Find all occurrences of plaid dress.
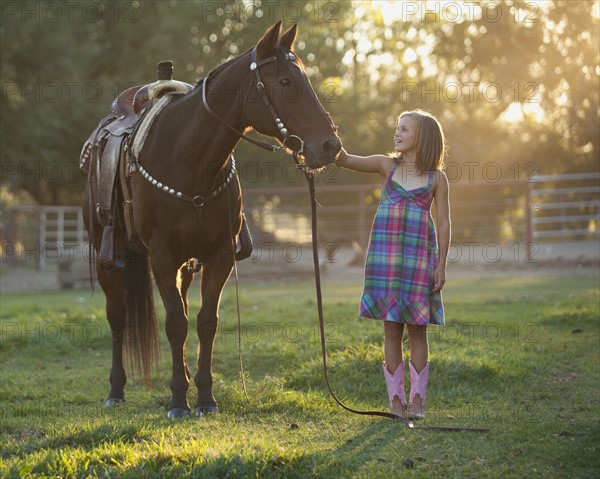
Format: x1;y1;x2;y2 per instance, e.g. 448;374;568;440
359;162;445;325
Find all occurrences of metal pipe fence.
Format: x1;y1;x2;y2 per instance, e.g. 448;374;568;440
2;173;598;269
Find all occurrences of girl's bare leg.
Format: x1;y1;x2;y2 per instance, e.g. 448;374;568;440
407;325;428;371
384;321;405;372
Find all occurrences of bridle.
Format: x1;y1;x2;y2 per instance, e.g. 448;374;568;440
201;47;307;167
132;48;300;214
132;48;309;211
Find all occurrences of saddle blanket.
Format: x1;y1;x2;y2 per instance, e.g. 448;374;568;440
79;93;173;174
130;95;173;161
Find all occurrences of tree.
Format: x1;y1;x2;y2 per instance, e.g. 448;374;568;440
1;0;598;205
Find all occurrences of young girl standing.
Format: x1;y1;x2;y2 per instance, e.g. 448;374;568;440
336;110;450;419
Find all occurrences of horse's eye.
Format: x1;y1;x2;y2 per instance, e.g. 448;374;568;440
279;79;291;87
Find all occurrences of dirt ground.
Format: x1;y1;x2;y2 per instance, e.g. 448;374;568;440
1;243;598;294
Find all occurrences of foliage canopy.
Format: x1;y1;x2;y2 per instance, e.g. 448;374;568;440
1;0;598;204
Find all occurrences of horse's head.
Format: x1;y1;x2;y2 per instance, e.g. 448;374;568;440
243;22;341;169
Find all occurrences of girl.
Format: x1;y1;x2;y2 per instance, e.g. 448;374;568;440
336;110;450;420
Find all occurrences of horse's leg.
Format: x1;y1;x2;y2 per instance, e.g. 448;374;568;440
97;266;127;406
180;267;194;318
83;189;127;405
85;208;127;406
195;250;234;415
180;267;194;382
150;241;191;418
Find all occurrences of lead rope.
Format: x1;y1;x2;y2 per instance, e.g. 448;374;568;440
225;178;251;405
233;242;251;404
303;169;399;421
300;163;490;433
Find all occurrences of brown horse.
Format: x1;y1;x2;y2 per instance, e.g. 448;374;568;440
84;22;341;418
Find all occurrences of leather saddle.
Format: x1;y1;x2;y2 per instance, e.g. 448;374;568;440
105;85;144;136
81;60;253;273
80;84;145;228
81;63;194;222
81;61;193;270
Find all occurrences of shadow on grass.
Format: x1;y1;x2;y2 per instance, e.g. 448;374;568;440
91;420;410;479
538;310;598;329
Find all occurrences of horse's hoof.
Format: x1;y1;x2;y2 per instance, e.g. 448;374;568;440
194;408;203;419
105;398;125;407
167;408;191;419
196;404;219;415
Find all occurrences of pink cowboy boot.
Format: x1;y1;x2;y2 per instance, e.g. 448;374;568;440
382;362;406;418
408;361;430;420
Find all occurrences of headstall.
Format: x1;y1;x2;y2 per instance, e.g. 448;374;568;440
135;48;310;207
202;48;307;165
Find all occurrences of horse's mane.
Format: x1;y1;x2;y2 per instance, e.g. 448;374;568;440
194;48;253;88
194;45;305;88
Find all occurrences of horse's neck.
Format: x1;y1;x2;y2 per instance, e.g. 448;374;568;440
185;85;246;158
156;66;250;192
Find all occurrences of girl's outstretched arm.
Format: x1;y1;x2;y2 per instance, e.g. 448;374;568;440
433;171;451;292
336;148;393;180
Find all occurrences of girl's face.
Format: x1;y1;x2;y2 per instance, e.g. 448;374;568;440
394;116;417;154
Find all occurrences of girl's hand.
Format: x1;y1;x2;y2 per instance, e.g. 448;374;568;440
433;264;446;292
335;147;348;166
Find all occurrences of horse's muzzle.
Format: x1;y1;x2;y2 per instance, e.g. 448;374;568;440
304;136;341;168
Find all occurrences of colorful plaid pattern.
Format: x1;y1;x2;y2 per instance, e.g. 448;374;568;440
359;162;445;325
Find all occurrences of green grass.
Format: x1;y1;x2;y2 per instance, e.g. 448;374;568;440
1;276;599;478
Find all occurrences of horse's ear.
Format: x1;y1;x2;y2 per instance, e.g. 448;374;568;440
256;21;282;58
278;24;298;51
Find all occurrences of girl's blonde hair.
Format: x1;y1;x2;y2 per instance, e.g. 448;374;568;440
394;110;447;172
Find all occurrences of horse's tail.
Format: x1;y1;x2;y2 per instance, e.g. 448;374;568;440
124;248;160;387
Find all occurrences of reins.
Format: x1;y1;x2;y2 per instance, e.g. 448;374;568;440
204;46;489;432
302;166;398;421
296;162;490;433
225;182;252;405
202;48;306;158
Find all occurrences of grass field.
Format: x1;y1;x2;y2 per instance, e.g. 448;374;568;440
1;275;599;478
